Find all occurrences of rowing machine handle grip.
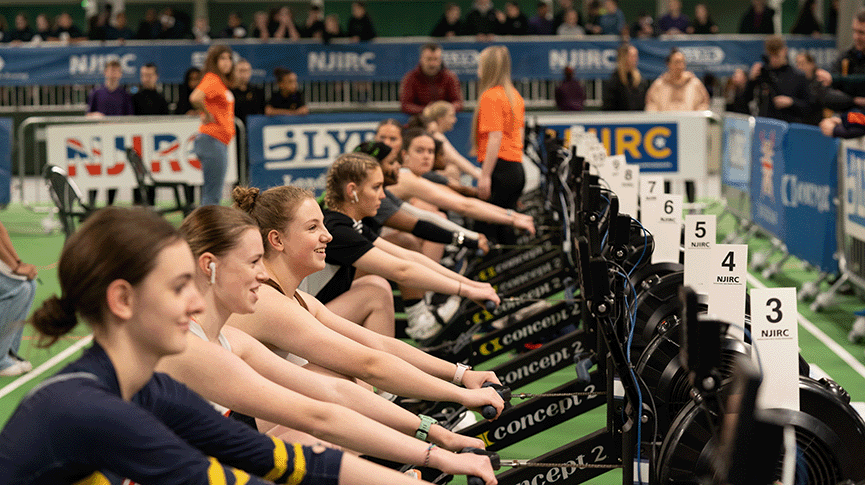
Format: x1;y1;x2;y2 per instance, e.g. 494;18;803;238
484;300;497;311
461;447;501;485
480;382;512;419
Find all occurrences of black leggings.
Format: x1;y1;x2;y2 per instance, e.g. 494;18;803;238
475;159;525;246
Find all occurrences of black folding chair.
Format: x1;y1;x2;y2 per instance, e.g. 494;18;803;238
43;165;95;239
125;147;195;216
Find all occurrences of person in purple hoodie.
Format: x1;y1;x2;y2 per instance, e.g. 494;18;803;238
86;60;133;117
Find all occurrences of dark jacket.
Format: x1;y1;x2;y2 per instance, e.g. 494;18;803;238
739;6;775;34
603;71;649;111
399;65;463;114
347;15;376;41
744;63;811;123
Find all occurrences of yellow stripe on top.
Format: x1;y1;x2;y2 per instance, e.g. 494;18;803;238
286;443;307;485
208;457;228;485
73;472;111;485
264;436;289;481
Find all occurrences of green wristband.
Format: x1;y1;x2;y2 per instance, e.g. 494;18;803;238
416;414;436;442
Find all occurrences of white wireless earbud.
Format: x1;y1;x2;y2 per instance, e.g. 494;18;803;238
352;191;359;203
209;261;216;285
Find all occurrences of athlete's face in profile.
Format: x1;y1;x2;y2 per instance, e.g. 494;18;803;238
355;167;385;218
130;240;204;357
402;135;436;176
374;124;402;184
282;198;332;276
211;228;267;315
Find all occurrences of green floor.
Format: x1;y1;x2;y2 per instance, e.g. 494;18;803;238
2;201;865;485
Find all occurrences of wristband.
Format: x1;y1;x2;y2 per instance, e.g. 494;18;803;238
416;414;437;442
452;363;472;386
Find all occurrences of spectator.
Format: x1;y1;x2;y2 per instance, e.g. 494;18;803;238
347;1;376;41
105;11;135;40
87;60;133;117
192;16;211;43
658;0;689;35
528;2;554;35
725;68;752;115
645;48;710;111
221;11;247;39
555;66;585;111
0;220;36;377
33;14;52;42
156;8;186;40
498;1;529;35
431;3;464;37
323;13;344;43
795;52;829;125
52;11;86;42
136;8;160;40
301;4;326;39
827;0;838;35
557;9;585;36
593;0;626;36
821;110;865;138
687;3;718;34
630;11;657;38
464;0;499;39
739;0;775;34
7;13;34;43
603;43;648;111
269;6;301;40
702;72;718;98
743;36;811;123
175;67;202;115
0;15;7;43
584;0;602;34
88;7;110;41
266;68;309;116
399;43;464;115
791;0;821;36
251;11;270;40
231;59;265;123
820;10;865;111
552;0;575;32
132;63;170;115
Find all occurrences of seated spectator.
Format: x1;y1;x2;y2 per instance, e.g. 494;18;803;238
132;63;170;115
552;0;575;32
725;68;752;114
301;4;325;38
555;66;585;111
87;60;133;117
591;0;626;36
88;7;110;41
431;3;464;37
739;0;775;34
174;67;202;115
630;11;657;38
192;16;211;43
323;13;344;43
645;48;710;111
687;3;718;34
0;15;7;43
221;11;247;39
105;11;135;40
658;0;689;35
156;8;187;40
7;13;34;43
33;14;52;42
251;11;269;40
498;1;529;35
584;0;602;34
528;2;554;35
52;12;86;42
603;43;648;111
743;36;811;123
136;8;159;40
266;68;309;116
347;1;376;41
791;0;821;36
557;9;585;36
231;59;265;123
464;0;499;39
269;6;301;40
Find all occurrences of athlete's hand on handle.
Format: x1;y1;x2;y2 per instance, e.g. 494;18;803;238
430;447;497;485
460;386;504;420
461;370;501;390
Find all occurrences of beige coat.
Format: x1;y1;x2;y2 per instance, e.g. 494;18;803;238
644;71;710;112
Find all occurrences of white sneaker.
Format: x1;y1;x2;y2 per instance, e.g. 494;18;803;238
405;301;443;341
0;360;31;377
436;295;462;323
9;352;32;373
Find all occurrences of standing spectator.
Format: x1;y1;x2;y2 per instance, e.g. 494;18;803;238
593;0;626;36
0;221;36;377
555;66;585;111
87;60;133;117
323;14;344;43
725;68;752;115
658;0;689;35
266;68;309;116
528;2;554;35
190;45;236;206
431;3;464;37
819;10;865;111
399;43;464;115
791;0;821;36
557;9;585;36
630;11;657;38
175;67;202;115
8;13;34;43
105;11;135;40
192;16;211;43
132;63;169;115
232;60;265;123
743;36;811;124
301;4;326;39
221;12;247;39
472;45;525;245
269;6;301;40
795;52;829;125
552;0;575;32
251;11;270;40
498;1;529;36
52;12;86;42
687;4;718;34
645;48;710;111
739;0;775;34
464;0;499;39
603;43;648;111
33;14;52;42
136;8;160;39
347;1;376;41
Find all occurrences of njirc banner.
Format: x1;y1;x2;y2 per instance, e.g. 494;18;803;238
0;37;835;86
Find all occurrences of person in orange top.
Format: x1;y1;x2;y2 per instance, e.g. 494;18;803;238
472;45;526;245
190;45;236;206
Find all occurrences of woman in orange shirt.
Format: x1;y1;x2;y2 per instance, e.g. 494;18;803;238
472;45;526;245
190;45;235;206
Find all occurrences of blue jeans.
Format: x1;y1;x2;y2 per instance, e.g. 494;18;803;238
0;274;36;370
193;133;229;206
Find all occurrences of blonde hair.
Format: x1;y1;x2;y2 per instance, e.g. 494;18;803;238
324;153;381;209
616;43;641;88
471;46;518;153
422;101;455;124
233;185;313;256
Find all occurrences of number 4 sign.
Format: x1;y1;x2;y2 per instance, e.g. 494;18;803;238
707;244;748;341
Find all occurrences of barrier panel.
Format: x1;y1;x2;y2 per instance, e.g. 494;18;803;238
841;139;865;287
750;117;788;242
720;114;752;224
0;118;10;206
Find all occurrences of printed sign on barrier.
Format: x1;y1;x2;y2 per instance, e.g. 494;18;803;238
721;115;752;193
0;118;10;206
843;143;865;241
749;117;787;241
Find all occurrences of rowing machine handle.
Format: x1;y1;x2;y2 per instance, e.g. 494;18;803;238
462;447;501;485
480;382;512;419
484;300;497;311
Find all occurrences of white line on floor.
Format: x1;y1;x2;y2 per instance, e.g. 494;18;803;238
0;335;93;400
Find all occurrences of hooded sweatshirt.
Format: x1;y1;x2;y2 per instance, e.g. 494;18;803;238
645;70;710;112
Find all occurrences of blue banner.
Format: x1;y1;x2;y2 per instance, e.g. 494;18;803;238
846;147;865;232
0;37;836;86
0;118;10;206
247;112;474;196
750;117;787;240
722;115;752;193
781;124;839;273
